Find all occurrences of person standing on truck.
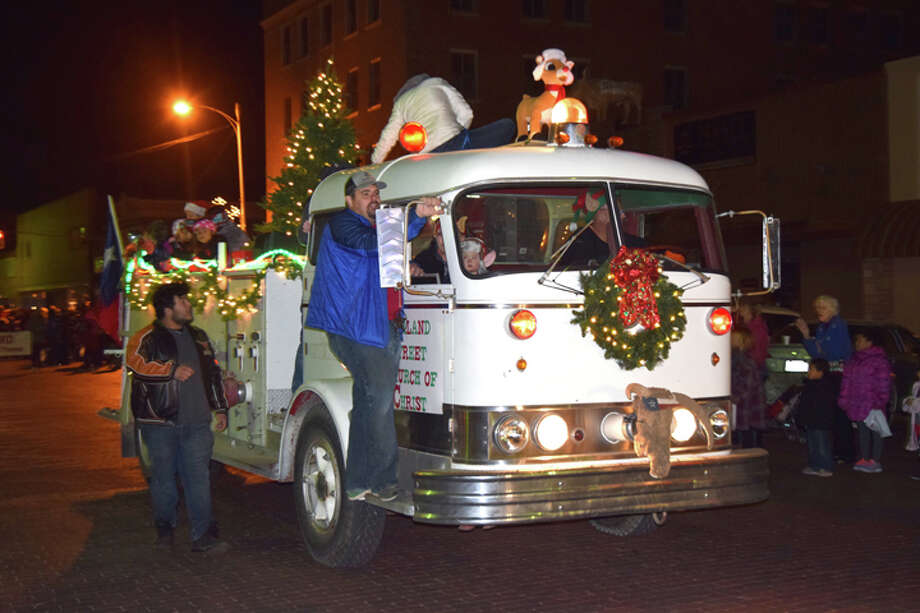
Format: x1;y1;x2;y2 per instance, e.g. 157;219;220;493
126;282;230;553
306;170;442;502
795;294;854;463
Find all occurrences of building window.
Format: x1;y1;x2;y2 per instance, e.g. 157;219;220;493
450;0;478;14
450;50;478;100
880;11;903;50
663;0;685;32
663;67;687;110
774;2;796;42
299;17;310;57
345;0;357;35
346;69;359;113
805;6;828;45
320;4;332;47
522;0;546;19
367;0;381;23
281;25;292;65
846;9;868;42
368;59;381;108
284;97;292;134
564;0;589;23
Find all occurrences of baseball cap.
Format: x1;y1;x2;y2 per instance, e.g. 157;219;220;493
345;170;387;196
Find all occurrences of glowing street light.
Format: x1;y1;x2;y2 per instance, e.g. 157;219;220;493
172;99;247;230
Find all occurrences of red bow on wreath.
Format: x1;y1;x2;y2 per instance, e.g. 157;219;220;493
611;246;661;329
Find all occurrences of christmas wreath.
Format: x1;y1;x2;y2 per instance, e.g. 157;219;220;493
571;246;687;370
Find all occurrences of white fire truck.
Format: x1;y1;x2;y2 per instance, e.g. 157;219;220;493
119;135;780;568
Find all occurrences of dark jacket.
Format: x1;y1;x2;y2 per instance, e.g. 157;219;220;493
126;320;228;425
796;376;837;430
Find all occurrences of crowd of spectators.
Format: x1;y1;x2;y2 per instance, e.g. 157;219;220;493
1;302;112;370
125;201;252;272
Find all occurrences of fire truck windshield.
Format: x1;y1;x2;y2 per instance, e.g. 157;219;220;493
448;183;726;278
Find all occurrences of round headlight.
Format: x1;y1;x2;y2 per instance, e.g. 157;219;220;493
534;414;568;451
494;416;529;454
600;412;628;444
709;409;729;439
670;408;698;442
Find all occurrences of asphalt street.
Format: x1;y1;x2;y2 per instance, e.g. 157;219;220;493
1;359;918;612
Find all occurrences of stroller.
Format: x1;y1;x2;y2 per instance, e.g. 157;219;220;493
768;384;807;444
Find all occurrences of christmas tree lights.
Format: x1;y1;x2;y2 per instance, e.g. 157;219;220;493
259;58;361;235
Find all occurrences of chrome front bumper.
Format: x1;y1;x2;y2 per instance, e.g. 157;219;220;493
412;448;769;525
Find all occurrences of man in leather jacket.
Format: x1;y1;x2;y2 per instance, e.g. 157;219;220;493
126;282;229;553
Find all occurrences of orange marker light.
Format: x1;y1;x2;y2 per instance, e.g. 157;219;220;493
708;307;732;335
516;358;528;371
510;310;537;340
399;122;427;153
608;136;624;148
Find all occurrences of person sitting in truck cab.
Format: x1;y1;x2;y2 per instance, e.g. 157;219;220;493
460;237;496;275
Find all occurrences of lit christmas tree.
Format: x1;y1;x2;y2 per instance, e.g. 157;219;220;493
258;58;361;236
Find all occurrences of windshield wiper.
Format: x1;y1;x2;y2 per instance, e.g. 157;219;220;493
651;253;710;288
537;219;601;294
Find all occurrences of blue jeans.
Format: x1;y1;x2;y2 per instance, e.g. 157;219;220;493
139;422;214;541
806;428;834;472
327;324;401;494
432;118;516;153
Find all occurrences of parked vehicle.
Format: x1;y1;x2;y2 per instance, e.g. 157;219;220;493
765;314;919;416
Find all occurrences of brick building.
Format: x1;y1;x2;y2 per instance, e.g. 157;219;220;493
261;0;920;323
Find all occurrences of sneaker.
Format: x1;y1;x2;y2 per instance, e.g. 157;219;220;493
346;488;371;501
371;484;399;502
154;522;174;549
816;469;833;477
801;467;822;476
864;460;883;474
853;459;872;473
190;533;230;554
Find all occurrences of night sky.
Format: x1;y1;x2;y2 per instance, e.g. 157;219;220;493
0;1;266;229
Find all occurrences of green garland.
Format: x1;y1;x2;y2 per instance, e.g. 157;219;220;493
571;258;687;370
124;252;304;322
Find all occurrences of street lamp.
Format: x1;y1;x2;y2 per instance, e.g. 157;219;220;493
172;100;247;231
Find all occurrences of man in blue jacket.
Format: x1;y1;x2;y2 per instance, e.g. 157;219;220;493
307;170;442;502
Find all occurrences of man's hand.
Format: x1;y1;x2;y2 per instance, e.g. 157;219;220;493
174;365;195;381
415;196;444;218
213;412;228;432
301;219;312;235
794;317;810;338
409;262;424;277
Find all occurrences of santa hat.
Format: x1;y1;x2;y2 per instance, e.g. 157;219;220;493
184;201;207;217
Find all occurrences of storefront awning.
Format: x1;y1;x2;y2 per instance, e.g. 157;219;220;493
858;200;920;258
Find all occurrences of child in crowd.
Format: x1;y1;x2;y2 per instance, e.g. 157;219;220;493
209;208;251;253
838;329;891;473
797;359;836;477
192;219;227;260
459;237;496;276
166;219;197;260
731;327;766;448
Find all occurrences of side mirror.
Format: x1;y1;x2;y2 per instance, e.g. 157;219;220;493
717;210;781;296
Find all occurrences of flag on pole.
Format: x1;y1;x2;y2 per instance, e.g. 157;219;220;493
96;196;124;341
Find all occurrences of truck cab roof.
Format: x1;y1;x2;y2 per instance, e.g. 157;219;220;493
309;143;711;214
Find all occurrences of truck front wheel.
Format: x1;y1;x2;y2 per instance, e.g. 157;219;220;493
293;413;385;568
590;512;667;536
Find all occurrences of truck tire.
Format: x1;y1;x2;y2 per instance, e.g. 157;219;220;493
590;512;666;536
294;412;385;568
